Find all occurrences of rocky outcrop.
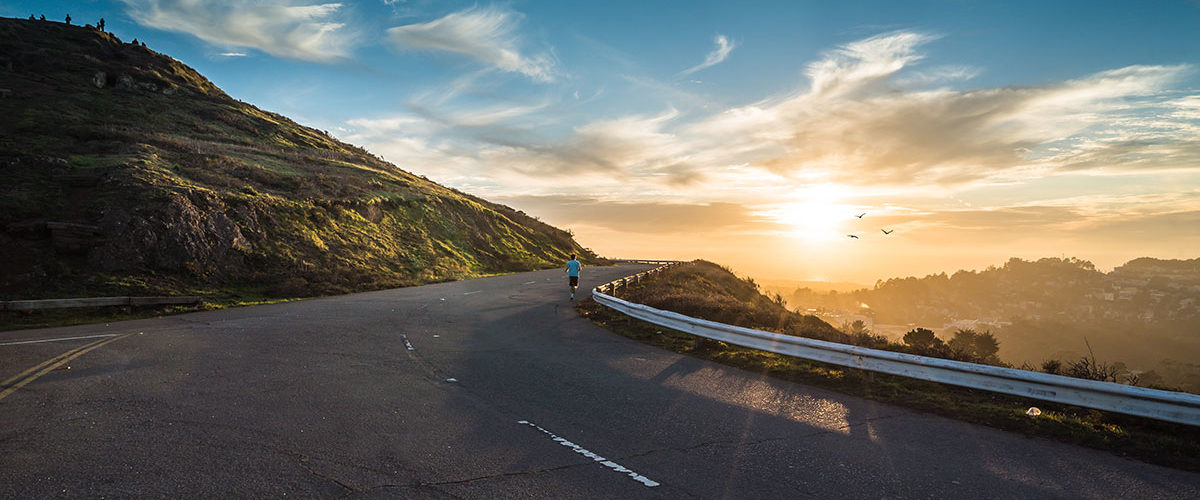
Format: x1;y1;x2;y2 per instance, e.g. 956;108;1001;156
90;193;254;279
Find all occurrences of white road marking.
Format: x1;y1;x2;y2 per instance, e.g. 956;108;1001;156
517;420;660;488
401;334;414;351
433;334;440;338
445;378;458;383
463;290;482;295
523;281;537;285
0;333;121;346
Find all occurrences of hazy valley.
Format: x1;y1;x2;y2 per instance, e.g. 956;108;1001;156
782;256;1200;391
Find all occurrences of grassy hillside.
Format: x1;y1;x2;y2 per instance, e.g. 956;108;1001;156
0;17;598;304
614;260;850;340
577;260;1200;471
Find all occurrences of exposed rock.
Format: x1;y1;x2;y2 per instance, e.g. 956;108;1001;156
116;73;134;90
92;71;105;88
90;193;254;279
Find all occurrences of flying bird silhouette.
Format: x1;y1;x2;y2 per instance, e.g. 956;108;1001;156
847;234;859;239
855;213;866;218
882;229;894;235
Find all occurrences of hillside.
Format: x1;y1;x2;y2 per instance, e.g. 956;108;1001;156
0;17;598;301
787;256;1200;390
603;260;861;344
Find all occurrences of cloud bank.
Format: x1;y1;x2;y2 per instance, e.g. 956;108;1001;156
387;6;556;82
353;31;1197;195
121;0;354;62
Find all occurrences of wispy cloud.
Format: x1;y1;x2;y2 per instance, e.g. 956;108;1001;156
121;0;355;62
680;34;737;76
685;34;1196;187
218;51;248;57
386;5;556;82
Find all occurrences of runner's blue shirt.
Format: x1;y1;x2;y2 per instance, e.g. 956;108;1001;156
565;260;581;277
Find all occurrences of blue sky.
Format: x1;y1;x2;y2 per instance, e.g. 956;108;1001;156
6;1;1200;283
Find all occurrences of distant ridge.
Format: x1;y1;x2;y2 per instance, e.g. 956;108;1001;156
0;17;599;300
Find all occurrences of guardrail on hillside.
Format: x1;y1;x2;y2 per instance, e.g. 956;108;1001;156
610;259;680;265
1;296;201;311
592;263;1200;426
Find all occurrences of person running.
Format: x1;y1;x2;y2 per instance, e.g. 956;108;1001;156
565;254;582;300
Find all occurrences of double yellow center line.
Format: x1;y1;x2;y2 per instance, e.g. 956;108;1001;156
0;333;133;403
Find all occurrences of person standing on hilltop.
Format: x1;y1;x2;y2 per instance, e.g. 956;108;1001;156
65;13;71;24
565;254;582;301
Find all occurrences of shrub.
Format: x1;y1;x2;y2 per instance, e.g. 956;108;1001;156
948;328;1001;364
903;327;939;349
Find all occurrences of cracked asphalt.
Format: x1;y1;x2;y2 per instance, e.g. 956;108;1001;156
2;264;1199;498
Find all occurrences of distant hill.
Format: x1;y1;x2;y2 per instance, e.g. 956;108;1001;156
790;256;1200;326
0;17;598;300
786;256;1200;390
758;279;868;298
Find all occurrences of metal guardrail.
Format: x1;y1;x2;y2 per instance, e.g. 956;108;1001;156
609;259;680;266
2;296;201;311
592;263;1200;426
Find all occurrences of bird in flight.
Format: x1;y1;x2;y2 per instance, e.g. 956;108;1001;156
855;213;866;218
882;229;894;235
847;234;859;239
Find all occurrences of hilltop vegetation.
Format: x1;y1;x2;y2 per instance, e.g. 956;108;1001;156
788;256;1200;391
0;17;597;305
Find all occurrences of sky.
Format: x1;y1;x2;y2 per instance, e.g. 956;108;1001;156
7;1;1200;285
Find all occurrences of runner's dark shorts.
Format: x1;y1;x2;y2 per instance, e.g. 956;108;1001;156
569;276;579;287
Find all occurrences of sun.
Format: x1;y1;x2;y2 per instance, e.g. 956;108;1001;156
761;185;857;243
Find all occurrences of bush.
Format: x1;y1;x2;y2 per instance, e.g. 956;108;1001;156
948;329;1001;364
1065;356;1122;383
903;327;939;349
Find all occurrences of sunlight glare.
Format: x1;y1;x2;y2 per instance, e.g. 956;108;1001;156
761;185;857;243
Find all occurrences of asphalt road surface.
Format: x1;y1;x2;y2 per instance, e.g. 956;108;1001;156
2;264;1198;498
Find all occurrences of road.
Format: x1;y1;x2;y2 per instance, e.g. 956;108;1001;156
2;264;1198;498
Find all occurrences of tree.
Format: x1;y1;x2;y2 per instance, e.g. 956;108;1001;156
948;329;1000;364
903;328;938;349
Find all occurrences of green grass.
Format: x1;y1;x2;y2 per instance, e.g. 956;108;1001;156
0;17;606;313
577;261;1200;472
